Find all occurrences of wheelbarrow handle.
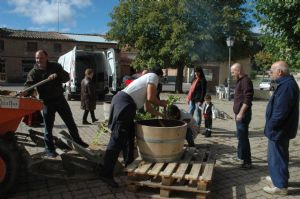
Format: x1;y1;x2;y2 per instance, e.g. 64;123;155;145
17;78;52;96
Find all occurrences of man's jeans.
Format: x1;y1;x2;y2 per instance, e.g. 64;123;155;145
189;101;201;126
236;109;252;164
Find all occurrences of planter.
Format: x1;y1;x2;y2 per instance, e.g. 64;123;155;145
135;119;187;162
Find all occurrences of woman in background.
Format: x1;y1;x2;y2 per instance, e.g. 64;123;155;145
186;67;207;128
81;68;98;124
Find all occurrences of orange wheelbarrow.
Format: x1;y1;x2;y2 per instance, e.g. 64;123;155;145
0;86;44;197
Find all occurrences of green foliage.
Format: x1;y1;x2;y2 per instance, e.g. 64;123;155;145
135;112;153;121
254;51;273;72
107;0;253;82
255;0;300;68
94;121;110;145
166;95;181;106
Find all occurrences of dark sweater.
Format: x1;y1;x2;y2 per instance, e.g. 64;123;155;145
24;62;69;104
264;75;299;140
191;78;207;104
233;75;254;114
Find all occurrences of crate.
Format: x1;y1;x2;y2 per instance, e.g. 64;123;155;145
125;148;216;199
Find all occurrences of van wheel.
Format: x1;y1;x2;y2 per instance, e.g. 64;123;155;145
0;139;19;197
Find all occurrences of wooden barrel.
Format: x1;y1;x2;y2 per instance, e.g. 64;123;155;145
135;119;187;162
103;101;111;121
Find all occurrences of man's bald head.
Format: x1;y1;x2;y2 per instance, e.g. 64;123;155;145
231;63;245;79
231;63;242;71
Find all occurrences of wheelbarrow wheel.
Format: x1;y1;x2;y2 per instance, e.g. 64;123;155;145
0;139;19;197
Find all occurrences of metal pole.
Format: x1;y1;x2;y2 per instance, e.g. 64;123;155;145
227;46;231;101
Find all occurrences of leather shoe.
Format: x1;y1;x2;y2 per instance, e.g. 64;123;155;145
99;175;119;188
92;118;99;122
75;140;89;148
82;121;91;125
240;163;252;170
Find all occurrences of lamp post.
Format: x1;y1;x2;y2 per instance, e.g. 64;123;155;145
226;36;234;101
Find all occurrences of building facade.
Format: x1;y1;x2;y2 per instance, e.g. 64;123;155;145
0;28;118;83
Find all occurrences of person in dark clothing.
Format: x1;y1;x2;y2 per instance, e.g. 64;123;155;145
81;68;98;125
262;61;299;195
23;50;89;158
231;63;254;169
98;68;167;188
186;67;207;127
202;94;214;137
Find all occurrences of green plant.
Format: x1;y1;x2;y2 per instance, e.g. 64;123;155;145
166;95;180;106
93;121;110;145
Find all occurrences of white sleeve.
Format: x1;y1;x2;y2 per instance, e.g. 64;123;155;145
147;73;159;87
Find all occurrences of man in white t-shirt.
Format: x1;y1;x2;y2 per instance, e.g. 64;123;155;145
99;68;167;188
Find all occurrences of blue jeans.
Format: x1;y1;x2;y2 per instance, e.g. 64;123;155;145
235;109;252;164
189;101;201;126
43;96;81;152
268;139;290;188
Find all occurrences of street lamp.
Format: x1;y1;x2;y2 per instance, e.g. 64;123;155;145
226;36;234;101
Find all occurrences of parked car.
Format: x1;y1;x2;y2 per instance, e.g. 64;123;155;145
259;79;276;91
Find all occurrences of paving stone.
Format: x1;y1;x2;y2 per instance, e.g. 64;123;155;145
4;93;298;199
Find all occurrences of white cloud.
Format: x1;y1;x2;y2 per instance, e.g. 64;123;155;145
7;0;91;26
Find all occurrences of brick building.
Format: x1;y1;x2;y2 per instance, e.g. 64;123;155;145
0;28;118;83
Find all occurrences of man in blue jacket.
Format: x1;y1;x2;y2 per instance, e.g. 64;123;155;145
263;61;299;195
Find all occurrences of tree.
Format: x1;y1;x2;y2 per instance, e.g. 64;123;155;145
108;0;253;92
254;51;273;74
255;0;300;68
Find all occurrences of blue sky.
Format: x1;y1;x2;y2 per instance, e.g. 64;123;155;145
0;0;260;34
0;0;120;34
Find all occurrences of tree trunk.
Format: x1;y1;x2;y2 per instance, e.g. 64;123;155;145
175;63;184;93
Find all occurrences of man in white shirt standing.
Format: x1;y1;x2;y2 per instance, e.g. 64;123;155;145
98;68;167;188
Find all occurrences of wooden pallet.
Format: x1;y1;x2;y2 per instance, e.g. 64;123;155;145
125;148;216;199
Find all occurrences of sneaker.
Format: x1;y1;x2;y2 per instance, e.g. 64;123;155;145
263;186;288;195
45;151;58;158
240;163;252;170
82;121;91;125
232;156;243;162
266;176;273;186
99;175;119;188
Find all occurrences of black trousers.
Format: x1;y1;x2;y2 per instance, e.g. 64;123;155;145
101;92;136;178
43;96;82;152
82;110;96;121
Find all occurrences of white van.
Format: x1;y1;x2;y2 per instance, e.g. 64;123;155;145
58;47;118;100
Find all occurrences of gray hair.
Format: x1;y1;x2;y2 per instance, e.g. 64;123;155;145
274;63;289;74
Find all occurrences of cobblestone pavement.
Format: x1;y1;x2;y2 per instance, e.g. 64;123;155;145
5;92;300;199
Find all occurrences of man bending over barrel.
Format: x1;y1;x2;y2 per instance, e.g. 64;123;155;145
98;67;167;188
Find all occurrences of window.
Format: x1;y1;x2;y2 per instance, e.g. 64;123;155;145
27;42;37;52
53;43;62;52
203;69;213;81
22;60;35;80
0;40;4;51
0;59;6;81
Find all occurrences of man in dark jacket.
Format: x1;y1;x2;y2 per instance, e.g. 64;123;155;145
231;63;254;169
24;50;88;157
263;61;299;195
